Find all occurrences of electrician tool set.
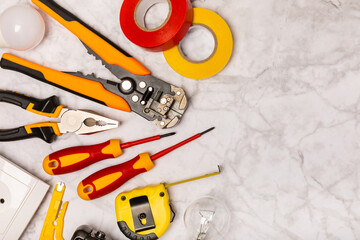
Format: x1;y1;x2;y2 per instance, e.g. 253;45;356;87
0;0;232;239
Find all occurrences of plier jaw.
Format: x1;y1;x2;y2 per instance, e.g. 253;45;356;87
0;90;118;143
57;109;119;135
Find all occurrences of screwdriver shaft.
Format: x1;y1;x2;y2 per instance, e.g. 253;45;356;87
151;127;215;161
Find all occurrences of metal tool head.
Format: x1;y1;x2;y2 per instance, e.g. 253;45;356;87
57;109;119;134
81;43;188;129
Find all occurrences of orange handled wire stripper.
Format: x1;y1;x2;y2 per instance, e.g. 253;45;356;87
0;0;187;129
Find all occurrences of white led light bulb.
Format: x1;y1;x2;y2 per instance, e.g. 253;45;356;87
0;5;45;51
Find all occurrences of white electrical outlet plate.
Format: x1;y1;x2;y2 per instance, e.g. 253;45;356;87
0;155;49;240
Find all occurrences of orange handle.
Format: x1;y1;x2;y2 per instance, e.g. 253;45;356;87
43;140;123;175
31;0;150;76
77;153;154;200
0;53;131;112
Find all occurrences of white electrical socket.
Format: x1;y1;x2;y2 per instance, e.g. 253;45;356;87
0;155;49;240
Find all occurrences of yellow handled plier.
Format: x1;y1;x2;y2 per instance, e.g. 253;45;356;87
0;90;118;143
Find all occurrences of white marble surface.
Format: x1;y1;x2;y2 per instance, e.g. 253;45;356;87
1;0;360;239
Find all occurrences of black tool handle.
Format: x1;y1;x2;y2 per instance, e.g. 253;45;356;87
0;125;58;143
0;53;132;112
0;90;62;143
0;90;60;114
118;221;158;240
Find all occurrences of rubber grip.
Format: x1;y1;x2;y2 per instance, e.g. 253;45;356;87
118;221;158;240
77;153;154;200
31;0;151;76
43;139;123;175
0;123;59;143
0;90;64;118
0;54;131;112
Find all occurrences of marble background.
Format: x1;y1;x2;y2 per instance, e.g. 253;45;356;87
1;0;360;239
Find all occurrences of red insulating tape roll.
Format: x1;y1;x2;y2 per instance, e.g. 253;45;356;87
120;0;193;52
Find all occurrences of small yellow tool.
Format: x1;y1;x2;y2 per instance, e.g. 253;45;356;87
115;166;221;240
40;182;68;240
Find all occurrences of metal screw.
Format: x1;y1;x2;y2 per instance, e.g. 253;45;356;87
121;80;132;91
132;95;139;102
160;192;165;197
121;196;126;201
139;81;146;88
160;98;167;104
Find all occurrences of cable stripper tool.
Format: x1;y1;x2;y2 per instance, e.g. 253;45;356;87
115;168;221;240
0;0;188;129
40;182;68;240
0;90;118;143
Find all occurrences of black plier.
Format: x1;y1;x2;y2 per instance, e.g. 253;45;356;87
0;90;118;143
0;0;188;129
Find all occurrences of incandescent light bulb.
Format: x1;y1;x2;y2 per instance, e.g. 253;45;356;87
0;5;45;51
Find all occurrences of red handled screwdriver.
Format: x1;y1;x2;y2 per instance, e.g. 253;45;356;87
43;132;176;175
77;127;215;200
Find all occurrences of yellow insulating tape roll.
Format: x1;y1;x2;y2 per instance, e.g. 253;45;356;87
163;8;233;79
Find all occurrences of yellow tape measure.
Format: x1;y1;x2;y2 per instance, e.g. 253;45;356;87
115;167;221;240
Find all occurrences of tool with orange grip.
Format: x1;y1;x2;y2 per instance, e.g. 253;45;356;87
0;90;118;143
43;132;176;175
77;127;215;200
0;0;187;129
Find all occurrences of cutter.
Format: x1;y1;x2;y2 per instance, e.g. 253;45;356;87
0;90;118;143
0;0;188;129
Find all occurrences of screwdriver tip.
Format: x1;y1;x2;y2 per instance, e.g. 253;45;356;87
200;127;215;136
160;132;176;138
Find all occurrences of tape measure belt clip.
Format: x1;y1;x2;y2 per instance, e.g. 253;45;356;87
130;196;156;232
